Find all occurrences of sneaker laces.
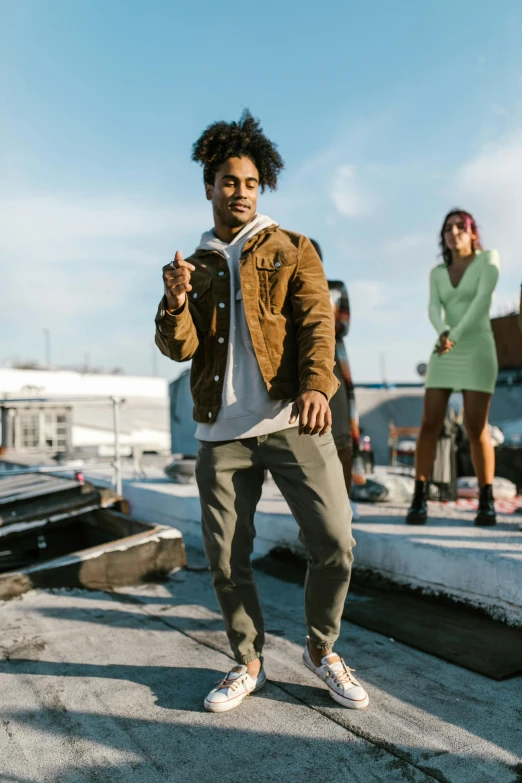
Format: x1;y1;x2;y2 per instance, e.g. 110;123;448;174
215;669;248;693
326;660;357;688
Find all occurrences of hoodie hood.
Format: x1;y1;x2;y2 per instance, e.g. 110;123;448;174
197;214;277;253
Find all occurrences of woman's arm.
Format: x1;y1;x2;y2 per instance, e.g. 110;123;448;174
428;267;450;337
449;250;500;343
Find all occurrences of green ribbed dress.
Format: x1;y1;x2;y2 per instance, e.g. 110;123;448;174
425;249;500;394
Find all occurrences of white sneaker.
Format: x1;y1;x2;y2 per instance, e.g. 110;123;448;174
303;641;369;710
204;664;267;713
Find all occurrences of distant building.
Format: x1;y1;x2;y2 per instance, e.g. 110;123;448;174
491;313;522;386
0;368;171;457
169;370;199;457
0;401;72;454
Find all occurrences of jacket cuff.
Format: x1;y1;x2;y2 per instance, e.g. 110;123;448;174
299;374;340;402
155;297;190;336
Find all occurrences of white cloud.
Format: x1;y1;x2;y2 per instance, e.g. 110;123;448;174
349;280;387;312
331;165;371;217
385;232;434;256
451;133;522;273
382;232;436;280
0;191;207;263
0;190;208;328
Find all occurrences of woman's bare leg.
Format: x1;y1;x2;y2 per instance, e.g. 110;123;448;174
415;389;452;480
462;390;494;486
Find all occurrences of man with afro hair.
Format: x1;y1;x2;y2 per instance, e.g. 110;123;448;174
155;110;369;713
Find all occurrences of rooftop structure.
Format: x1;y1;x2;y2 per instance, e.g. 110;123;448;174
0;369;170;458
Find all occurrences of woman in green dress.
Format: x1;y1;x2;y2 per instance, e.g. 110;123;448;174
406;209;500;526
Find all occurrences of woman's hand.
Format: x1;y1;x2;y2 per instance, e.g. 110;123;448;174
437;332;454;355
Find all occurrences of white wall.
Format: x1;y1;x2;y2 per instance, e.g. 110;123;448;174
0;368;168;400
72;425;170;454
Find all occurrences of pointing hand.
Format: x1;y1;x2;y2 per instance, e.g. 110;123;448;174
162;251;196;311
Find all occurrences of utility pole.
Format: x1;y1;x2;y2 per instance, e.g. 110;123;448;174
43;329;51;368
111;397;123;496
380;351;388;387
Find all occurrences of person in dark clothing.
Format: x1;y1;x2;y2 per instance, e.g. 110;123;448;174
310;240;359;496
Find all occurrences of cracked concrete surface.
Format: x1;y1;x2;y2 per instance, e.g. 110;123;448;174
0;539;521;783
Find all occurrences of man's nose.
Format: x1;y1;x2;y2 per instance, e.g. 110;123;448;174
235;182;249;199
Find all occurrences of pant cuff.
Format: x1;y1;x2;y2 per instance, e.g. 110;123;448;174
307;635;337;652
235;650;262;665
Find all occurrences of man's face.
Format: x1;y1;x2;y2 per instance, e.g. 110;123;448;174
206;156;259;229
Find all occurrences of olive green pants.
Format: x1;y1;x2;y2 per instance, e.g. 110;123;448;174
196;428;355;664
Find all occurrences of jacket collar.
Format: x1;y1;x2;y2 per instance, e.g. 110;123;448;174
194;224;279;259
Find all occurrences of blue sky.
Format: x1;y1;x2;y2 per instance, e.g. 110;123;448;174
2;0;522;382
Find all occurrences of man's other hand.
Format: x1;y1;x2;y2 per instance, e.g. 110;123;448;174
289;391;332;436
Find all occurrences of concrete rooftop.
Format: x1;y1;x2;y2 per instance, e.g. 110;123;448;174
84;465;522;627
0;538;521;783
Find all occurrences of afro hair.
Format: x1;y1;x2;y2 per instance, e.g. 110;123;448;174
191;109;284;192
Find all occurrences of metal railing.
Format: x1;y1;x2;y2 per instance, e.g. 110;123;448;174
0;396;125;496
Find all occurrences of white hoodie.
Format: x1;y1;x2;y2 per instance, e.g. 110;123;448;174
195;214;297;441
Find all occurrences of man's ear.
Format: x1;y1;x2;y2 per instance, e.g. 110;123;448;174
205;183;213;201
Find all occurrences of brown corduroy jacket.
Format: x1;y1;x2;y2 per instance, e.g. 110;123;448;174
155;225;339;424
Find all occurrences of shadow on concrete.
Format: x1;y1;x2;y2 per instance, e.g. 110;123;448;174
0;657;273;711
0;705;458;783
140;580;522;764
2;698;522;783
0;655;345;713
14;581;522;769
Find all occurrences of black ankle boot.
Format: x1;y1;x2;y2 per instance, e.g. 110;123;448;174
475;484;496;526
406;480;428;524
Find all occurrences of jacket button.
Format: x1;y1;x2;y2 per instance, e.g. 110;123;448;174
208;412;212;419
274;261;281;268
219;302;225;308
218;337;225;343
193;292;198;299
214;375;219;382
160;310;165;317
218;271;225;276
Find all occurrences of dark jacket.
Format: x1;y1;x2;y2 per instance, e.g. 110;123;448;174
328;279;359;447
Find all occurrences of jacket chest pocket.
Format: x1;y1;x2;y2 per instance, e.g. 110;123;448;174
255;254;297;313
